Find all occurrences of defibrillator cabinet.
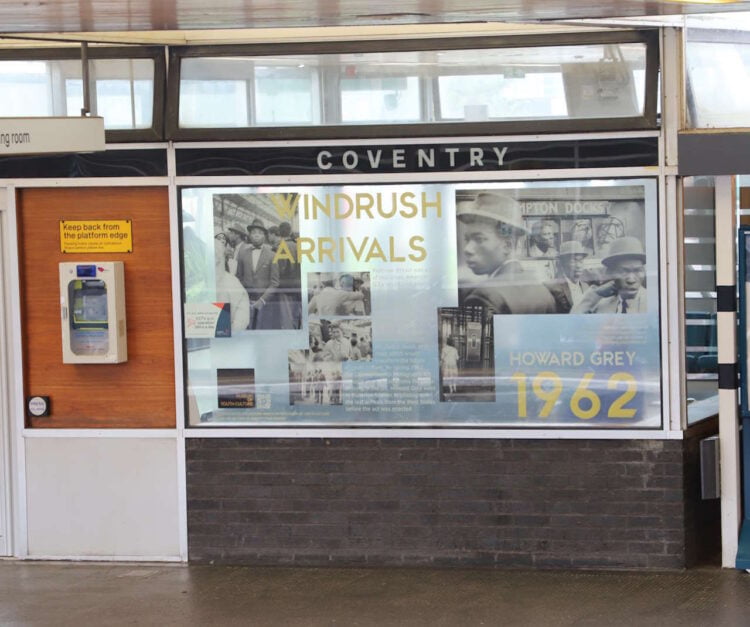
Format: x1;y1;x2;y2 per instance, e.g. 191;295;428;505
59;262;127;363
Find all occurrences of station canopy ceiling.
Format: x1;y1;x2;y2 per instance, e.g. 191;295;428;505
0;0;748;44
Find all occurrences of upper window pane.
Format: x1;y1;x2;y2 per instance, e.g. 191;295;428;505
176;39;650;131
0;57;154;130
180;57;317;128
686;39;750;128
255;65;317;125
439;73;566;120
685;13;750;128
0;61;52;116
340;76;421;123
437;44;645;121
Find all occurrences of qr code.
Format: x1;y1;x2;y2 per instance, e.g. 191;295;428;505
255;394;271;409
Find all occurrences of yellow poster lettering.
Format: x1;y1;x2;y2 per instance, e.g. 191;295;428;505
388;237;406;262
408;236;427;262
334;193;355;219
422;191;442;218
302;191;442;220
399;192;418;218
511;373;528;418
269;193;300;220
533;371;562;417
364;238;387;262
272;239;295;264
297;237;316;263
570;372;601;419
346;236;369;261
318;237;336;262
607;373;638;418
356;193;376;218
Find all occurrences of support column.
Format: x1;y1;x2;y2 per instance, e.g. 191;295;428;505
715;175;741;567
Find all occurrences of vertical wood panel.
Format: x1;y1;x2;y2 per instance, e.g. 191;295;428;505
740;187;750;216
19;187;175;428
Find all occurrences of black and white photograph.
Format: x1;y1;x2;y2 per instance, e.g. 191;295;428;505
456;186;648;315
309;318;373;363
437;306;495;402
307;271;371;317
213;193;302;330
561;217;595;256
525;218;559;258
288;350;344;406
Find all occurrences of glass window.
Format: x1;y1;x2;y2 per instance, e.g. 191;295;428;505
437;44;645;121
439;73;567;120
340;76;421;123
180;79;249;128
686;40;750;128
180;178;661;429
0;56;155;130
180;57;318;127
686;14;750;128
256;65;318;125
0;61;54;116
683;177;718;425
175;36;653;134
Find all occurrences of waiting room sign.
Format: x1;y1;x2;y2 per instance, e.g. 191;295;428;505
0;117;104;155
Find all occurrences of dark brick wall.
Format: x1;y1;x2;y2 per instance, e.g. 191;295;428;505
187;438;704;569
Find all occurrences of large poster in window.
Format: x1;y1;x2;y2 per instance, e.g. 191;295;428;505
181;179;661;428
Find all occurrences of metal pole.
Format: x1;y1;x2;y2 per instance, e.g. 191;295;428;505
80;42;90;117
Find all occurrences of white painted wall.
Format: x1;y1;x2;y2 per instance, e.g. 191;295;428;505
25;436;180;559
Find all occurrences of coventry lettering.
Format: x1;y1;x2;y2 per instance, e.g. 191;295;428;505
316;146;509;171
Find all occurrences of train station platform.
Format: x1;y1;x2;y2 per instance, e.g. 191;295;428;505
0;561;748;626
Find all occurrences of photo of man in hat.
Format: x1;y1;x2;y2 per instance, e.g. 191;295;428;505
572;236;647;314
225;223;249;275
236;218;280;329
457;191;558;314
273;221;303;330
545;240;592;313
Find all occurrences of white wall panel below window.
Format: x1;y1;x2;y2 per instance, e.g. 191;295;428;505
25;437;180;559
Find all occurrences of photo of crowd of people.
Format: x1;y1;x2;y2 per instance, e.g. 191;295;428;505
309;318;373;363
307;272;371;317
456;187;648;315
288;352;344;406
288;317;372;406
213;194;302;330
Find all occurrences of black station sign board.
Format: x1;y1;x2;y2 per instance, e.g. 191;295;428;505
176;137;658;177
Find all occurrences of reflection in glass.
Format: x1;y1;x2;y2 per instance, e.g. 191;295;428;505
683;177;718;425
0;57;154;129
177;42;648;129
180;179;661;429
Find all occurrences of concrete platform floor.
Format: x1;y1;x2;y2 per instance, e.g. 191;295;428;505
1;562;749;626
